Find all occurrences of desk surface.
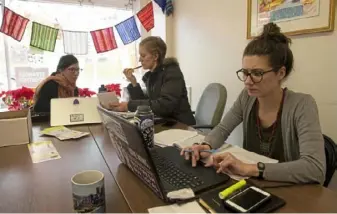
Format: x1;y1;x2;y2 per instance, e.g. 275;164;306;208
89;124;337;213
0;123;130;213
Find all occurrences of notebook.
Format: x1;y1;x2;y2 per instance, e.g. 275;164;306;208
148;201;206;213
198;184;286;213
154;129;205;147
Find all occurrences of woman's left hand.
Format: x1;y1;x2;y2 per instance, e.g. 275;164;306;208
205;152;258;177
109;102;128;112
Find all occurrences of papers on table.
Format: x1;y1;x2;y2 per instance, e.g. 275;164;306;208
154;129;205;148
41;126;89;141
148;201;205;213
28;141;61;163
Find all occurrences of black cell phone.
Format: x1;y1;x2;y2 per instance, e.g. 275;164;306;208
223;186;271;213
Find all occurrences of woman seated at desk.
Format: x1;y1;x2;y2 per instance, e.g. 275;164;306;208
33;54;80;113
181;23;326;184
109;36;196;126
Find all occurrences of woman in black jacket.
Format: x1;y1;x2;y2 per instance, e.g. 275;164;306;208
33;55;80;113
110;36;196;125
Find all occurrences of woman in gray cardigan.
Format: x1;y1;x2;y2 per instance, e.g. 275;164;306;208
181;23;326;184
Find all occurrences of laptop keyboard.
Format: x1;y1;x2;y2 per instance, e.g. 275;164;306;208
151;152;204;189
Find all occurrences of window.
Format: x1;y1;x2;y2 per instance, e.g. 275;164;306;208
1;0;139;92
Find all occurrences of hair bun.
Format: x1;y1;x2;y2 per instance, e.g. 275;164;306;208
259;23;291;45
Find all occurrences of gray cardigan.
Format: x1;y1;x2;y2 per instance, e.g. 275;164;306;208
205;89;326;184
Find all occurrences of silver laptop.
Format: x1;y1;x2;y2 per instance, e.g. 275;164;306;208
50;97;102;126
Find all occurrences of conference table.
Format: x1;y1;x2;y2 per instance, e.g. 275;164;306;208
1;122;337;212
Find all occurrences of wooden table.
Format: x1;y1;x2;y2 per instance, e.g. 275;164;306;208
0;123;130;213
89;124;337;213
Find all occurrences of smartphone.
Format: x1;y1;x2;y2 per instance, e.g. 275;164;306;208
224;186;271;213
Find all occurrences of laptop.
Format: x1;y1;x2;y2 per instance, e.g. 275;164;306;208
50;97;102;126
97;105;229;202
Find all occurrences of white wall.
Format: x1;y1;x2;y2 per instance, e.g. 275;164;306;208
171;0;337;145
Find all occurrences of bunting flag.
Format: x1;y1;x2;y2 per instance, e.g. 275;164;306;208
62;30;88;55
165;0;173;16
137;2;154;32
90;27;117;53
30;22;59;52
154;0;166;13
0;7;29;41
115;16;141;45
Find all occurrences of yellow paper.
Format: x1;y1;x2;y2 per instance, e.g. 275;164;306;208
28;141;61;163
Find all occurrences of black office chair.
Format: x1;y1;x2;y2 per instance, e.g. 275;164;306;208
323;134;337;187
192;83;227;132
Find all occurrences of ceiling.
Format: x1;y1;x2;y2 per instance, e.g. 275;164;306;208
17;0;135;9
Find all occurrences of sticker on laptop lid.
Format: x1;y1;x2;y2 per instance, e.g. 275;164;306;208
70;114;84;122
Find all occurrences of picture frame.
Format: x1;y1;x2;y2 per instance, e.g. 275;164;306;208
247;0;335;39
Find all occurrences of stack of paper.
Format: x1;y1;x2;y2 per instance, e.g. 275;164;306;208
41;126;89;140
148;201;205;213
28;141;61;163
154;129;205;148
202;144;279;180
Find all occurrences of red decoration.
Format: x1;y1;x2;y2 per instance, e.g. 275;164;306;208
90;27;118;53
105;84;121;97
0;7;29;41
137;2;154;32
1;87;35;111
78;88;96;97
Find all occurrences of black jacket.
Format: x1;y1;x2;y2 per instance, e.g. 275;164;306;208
33;80;78;113
127;58;196;125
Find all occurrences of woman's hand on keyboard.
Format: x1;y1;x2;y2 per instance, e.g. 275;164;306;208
180;144;212;167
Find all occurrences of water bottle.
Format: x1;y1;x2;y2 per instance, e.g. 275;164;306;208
134;105;154;148
98;84;107;93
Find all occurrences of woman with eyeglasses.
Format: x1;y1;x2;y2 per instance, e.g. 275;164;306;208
33;54;80;113
181;23;326;184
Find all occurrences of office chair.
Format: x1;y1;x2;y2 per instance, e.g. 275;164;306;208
192;83;227;132
323;134;337;187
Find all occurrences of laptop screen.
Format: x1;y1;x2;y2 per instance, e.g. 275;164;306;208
97;106;165;200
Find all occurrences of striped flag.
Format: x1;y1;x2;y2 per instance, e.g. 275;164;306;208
115;16;141;45
0;7;29;41
154;0;166;13
30;22;59;52
90;27;117;53
62;30;88;55
165;0;173;16
137;2;154;32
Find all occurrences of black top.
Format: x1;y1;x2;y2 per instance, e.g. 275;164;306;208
245;101;285;162
33;80;78;113
127;58;196;125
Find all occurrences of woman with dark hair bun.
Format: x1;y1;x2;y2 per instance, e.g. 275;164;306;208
181;23;326;185
33;54;80;113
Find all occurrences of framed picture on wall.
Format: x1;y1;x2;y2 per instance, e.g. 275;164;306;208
247;0;335;39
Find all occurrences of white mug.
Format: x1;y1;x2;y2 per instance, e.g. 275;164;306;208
71;170;106;213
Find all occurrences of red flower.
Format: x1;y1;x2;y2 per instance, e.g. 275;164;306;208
1;87;35;111
78;88;96;97
105;84;121;97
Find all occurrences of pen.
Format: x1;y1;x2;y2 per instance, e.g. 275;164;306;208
183;149;217;154
132;65;142;70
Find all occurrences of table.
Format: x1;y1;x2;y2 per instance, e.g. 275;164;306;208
88;124;337;213
0;123;130;213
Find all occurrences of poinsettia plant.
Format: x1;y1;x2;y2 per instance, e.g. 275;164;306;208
105;83;121;97
0;87;35;111
78;88;96;97
0;87;96;111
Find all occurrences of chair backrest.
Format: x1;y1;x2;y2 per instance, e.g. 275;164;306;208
194;83;227;126
323;134;337;187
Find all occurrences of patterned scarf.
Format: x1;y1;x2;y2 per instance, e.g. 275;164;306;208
33;72;76;105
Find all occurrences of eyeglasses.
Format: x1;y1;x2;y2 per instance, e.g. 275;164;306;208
67;67;81;73
236;68;275;83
